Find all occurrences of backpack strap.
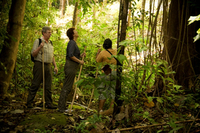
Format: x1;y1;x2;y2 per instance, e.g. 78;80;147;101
38;38;53;45
106;49;114;56
38;38;42;46
38;38;43;56
49;40;53;45
106;49;122;65
31;38;42;62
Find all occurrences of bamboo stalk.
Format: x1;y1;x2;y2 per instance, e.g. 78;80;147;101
42;44;45;110
69;46;86;114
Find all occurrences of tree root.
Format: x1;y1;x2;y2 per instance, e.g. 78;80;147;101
156;102;165;115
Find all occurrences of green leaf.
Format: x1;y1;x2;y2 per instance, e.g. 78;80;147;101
157;97;163;103
114;54;128;64
157;130;163;133
168;120;176;129
75;79;84;86
194;32;200;42
188;15;200;25
169;126;183;133
165;77;174;83
93;88;100;99
166;71;176;75
147;96;153;102
119;40;134;47
173;85;182;90
143;111;149;118
195;103;200;109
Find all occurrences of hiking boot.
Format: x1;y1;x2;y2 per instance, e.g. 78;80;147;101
26;103;33;109
57;109;73;113
37;102;57;109
37;102;43;107
45;104;57;109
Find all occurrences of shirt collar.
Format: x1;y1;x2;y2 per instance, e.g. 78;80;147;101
41;36;50;43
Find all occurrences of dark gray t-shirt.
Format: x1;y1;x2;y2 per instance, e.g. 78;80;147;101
66;40;80;63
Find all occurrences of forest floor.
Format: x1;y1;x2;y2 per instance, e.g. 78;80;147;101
0;96;121;133
1;95;200;133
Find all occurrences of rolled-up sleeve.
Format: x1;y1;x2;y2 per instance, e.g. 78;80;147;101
31;39;39;54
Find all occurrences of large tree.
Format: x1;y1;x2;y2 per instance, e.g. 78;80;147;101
60;0;66;17
164;0;200;89
0;0;26;99
111;0;129;127
72;0;80;28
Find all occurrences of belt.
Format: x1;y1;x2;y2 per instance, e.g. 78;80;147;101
35;61;51;65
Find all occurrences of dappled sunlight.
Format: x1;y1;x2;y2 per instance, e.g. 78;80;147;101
107;1;119;15
54;2;120;39
54;6;75;40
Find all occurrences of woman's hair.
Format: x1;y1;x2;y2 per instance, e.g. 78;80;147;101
103;38;112;49
66;28;75;40
42;26;51;35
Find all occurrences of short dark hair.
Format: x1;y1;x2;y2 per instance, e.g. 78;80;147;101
42;26;51;35
103;38;112;49
67;28;75;40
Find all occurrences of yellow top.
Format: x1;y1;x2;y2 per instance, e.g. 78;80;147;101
96;49;117;65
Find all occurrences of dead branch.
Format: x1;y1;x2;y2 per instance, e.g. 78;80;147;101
107;119;200;132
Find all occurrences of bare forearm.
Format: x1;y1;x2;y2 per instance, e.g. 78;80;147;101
52;57;57;68
32;46;43;57
70;56;81;64
32;41;45;57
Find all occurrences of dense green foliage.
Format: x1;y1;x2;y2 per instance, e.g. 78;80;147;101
1;0;200;132
0;0;11;52
10;1;121;101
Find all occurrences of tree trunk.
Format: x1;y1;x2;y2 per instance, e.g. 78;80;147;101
93;0;97;26
60;0;66;17
161;0;168;58
103;0;107;6
72;0;80;28
48;0;51;8
165;0;200;88
127;4;131;28
139;0;146;64
111;0;129;127
0;0;26;98
141;0;146;39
